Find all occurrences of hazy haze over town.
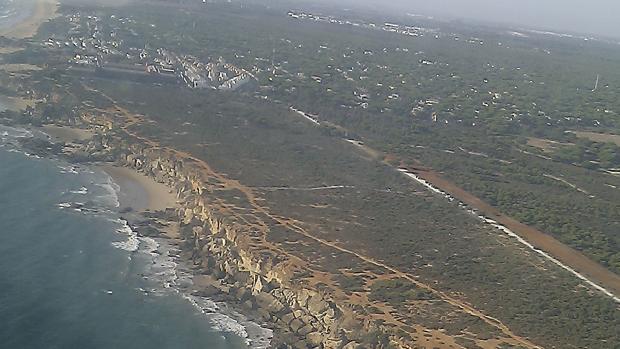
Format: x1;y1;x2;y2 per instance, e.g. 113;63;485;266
310;0;620;38
60;0;620;38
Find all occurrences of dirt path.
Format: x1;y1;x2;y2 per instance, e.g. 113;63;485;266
151;140;542;349
341;137;620;300
82;88;542;348
412;167;620;298
267;210;542;349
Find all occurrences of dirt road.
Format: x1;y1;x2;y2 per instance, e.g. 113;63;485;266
412;167;620;298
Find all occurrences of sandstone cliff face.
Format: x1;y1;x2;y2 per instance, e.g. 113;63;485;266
89;134;380;349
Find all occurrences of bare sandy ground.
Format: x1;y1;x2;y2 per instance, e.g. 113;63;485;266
412;167;620;297
41;125;94;142
0;63;42;72
346;138;620;298
0;47;24;54
0;0;58;39
571;130;620;146
40;125;176;212
0;95;34;110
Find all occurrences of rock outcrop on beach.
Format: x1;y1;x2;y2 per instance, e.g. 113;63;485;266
77;132;381;349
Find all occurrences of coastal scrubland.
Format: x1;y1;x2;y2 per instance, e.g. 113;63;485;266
1;1;620;348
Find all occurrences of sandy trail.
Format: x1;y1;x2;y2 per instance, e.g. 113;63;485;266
410;167;620;299
344;138;620;301
87;100;542;349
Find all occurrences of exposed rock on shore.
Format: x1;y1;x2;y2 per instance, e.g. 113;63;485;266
71;131;382;349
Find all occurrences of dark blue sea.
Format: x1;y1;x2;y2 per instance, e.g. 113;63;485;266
0;124;269;348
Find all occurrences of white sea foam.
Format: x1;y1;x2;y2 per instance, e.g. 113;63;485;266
70;186;88;195
184;295;249;336
181;293;272;349
133;233;273;348
23;152;41;159
111;220;139;252
1;124;272;342
58;165;79;174
94;175;121;208
0;126;44;159
29;148;274;347
57;202;71;209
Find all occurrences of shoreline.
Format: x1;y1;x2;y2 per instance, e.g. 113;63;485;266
34;124;273;347
1;125;270;349
41;125;94;142
99;164;178;213
0;0;58;39
99;165;274;348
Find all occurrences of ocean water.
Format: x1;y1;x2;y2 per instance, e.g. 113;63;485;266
0;0;34;30
0;125;268;348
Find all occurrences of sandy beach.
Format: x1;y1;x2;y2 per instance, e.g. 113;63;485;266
39;125;177;212
100;164;178;212
0;0;58;39
41;124;94;142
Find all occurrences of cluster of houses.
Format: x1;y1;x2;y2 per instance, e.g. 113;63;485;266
53;12;254;91
147;50;254;90
286;11;437;39
57;13;124;66
411;99;440;120
52;6;599;129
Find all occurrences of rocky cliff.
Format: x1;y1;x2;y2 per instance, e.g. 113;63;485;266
81;132;387;349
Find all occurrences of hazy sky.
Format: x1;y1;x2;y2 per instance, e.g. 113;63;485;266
330;0;620;38
62;0;620;38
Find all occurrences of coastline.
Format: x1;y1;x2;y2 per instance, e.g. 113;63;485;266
99;164;178;212
0;126;249;349
98;166;275;348
0;0;58;39
28;123;274;348
8;111;301;349
40;125;175;214
0;0;616;345
41;125;94;142
1;1;341;341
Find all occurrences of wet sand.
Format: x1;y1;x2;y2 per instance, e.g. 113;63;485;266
40;125;177;212
100;164;178;213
